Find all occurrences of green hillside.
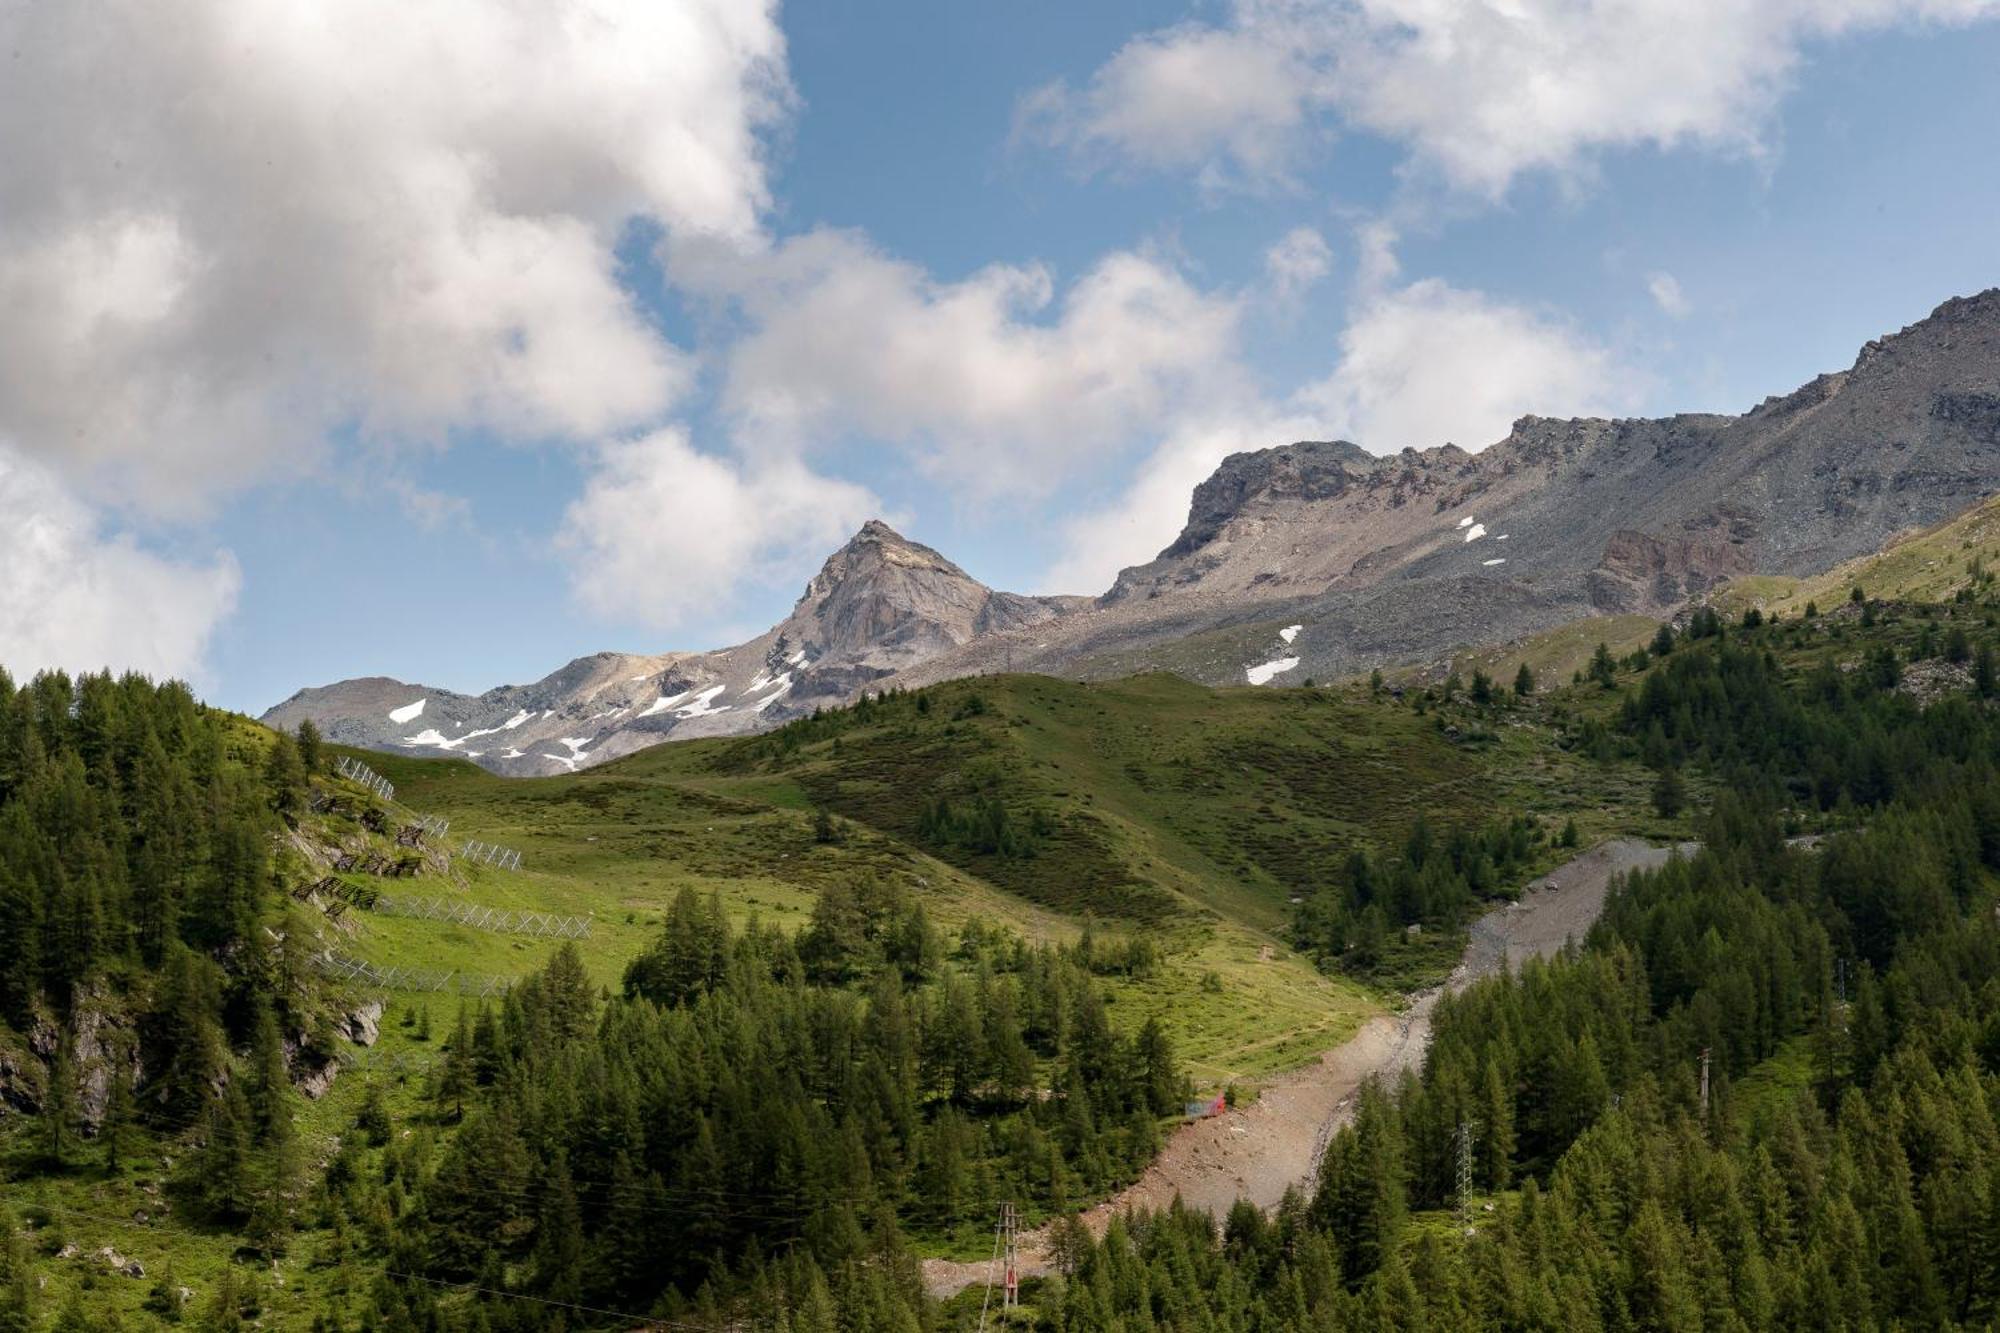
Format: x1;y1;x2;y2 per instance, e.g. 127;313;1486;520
341;670;1661;1081
27;603;1984;1328
1711;488;2000;615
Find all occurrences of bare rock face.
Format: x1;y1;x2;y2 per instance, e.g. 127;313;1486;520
345;1001;383;1047
1588;532;1755;612
0;1035;45;1117
778;520;1072;671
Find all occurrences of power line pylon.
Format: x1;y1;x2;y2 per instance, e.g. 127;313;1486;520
978;1200;1021;1330
1002;1200;1021;1312
1454;1119;1479;1230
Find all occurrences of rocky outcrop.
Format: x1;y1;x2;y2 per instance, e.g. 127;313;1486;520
1588;531;1754;612
345;1001;383;1047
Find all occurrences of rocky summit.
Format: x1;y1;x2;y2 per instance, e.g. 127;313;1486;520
261;521;1078;775
271;289;2000;773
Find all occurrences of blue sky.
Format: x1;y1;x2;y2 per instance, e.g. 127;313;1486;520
3;0;1997;715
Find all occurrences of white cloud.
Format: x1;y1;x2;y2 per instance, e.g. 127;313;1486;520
1030;0;2000;197
0;445;239;683
1648;272;1692;318
558;428;879;630
1019;21;1322;189
0;0;789;515
683;230;1246;498
1301;277;1642;451
1264;226;1334;302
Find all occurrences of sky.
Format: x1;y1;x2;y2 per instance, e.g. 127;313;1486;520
3;1;1998;715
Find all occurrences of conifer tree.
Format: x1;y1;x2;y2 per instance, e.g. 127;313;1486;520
0;1207;34;1333
1586;642;1617;689
263;730;306;817
40;1041;76;1169
294;719;323;773
1653;766;1687;818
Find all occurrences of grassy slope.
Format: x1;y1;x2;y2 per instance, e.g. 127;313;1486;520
333;671;1660;1082
1711;491;2000;616
1432;614;1665;692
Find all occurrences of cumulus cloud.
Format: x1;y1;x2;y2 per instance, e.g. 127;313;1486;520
0;0;789;514
0;445;240;684
681;230;1246;498
1028;0;2000;196
1301;278;1642;452
1264;226;1334;303
1018;21;1323;189
558;429;879;630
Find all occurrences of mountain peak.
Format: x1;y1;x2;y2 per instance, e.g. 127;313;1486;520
806;521;968;604
778;516;1071;669
1156;439;1378;562
850;517;908;545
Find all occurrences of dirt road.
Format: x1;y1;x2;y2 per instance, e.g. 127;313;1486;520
920;838;1688;1299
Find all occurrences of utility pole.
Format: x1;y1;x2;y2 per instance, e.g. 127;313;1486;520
1699;1047;1711;1121
1454;1119;1479;1230
1003;1200;1020;1312
978;1200;1021;1330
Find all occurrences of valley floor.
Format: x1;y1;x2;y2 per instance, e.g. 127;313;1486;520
923;837;1689;1300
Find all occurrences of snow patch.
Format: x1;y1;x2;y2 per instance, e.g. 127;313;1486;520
401;716;519;751
1278;624;1302;644
1245;656;1301;686
387;698;426;724
638;690;693;719
1497;534;1510;541
786;649;811;667
1463;524;1487;543
501;748;525;760
501;709;532;730
752;674;794;712
675;684;731;719
1483;558;1507;566
542;752;581;772
1456;516;1473;528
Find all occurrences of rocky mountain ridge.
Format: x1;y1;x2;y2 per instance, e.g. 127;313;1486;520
897;287;2000;690
262;522;1077;775
269;288;2000;773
